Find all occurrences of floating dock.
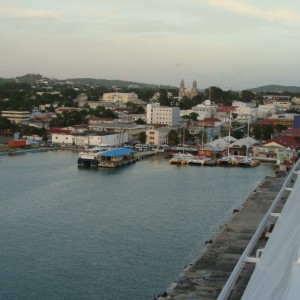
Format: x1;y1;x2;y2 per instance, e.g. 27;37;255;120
157;170;296;299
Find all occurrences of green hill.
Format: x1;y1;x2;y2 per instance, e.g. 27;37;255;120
64;77;174;89
250;84;300;93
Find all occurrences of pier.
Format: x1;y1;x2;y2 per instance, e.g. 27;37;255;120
157;165;298;299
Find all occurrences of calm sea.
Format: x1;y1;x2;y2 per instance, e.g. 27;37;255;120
0;151;274;300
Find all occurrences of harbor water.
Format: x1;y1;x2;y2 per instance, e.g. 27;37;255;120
0;151;274;300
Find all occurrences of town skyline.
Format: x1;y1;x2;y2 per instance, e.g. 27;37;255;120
1;0;300;90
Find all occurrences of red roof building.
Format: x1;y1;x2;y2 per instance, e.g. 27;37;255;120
262;136;300;150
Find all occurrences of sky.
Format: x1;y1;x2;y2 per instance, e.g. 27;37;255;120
1;0;300;90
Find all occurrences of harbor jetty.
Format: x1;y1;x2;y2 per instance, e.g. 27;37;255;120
156;170;296;300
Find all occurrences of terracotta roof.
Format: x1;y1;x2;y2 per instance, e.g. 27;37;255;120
263;136;300;150
48;127;72;134
216;106;237;113
282;128;300;137
203;117;222;122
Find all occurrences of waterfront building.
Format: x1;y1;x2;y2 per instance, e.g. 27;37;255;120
146;103;180;127
88;123;147;143
230;137;259;156
146;125;172;146
252;136;300;161
207;135;237;146
179;79;199;99
51;131;129;147
1;110;30;124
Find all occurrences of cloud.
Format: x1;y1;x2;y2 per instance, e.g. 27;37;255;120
0;5;61;18
204;0;299;25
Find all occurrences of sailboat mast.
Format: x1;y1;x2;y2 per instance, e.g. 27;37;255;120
246;117;250;158
227;112;231;157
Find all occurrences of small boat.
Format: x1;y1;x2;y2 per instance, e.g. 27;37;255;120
217;155;239;166
237;157;260;167
188;156;213;166
169;153;194;165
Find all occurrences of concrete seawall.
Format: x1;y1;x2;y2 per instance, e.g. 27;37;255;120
157;173;293;300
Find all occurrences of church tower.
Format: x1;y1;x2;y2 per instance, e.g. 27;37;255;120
191;80;198;98
179;79;185;98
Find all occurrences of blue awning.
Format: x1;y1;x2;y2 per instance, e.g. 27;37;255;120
100;148;135;157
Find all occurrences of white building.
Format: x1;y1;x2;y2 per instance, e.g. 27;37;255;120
257;104;276;118
146;125;172;146
192;100;217;120
146;103;180;127
102;92;138;103
232;101;256;122
51;132;129;147
1;110;30;124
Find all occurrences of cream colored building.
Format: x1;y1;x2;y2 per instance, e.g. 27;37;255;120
1;110;30;124
102;92;138;103
146;125;172;146
146;103;180;126
179;79;199;99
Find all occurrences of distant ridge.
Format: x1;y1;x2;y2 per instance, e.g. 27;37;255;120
64;78;175;89
250;84;300;93
11;74;175;89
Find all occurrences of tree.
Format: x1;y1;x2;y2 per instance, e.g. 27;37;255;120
252;124;274;140
240;90;255;102
127;102;145;114
252;124;262;140
168;129;179;145
274;124;287;133
158;90;171;106
261;124;274;140
0;116;13;130
139;132;146;144
135;118;146;125
179;96;193;109
91;106;118;118
189;112;199;121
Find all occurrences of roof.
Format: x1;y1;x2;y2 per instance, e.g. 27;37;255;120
100;148;135;157
216;106;237;113
282;128;300;137
231;137;258;148
262;136;300;150
207;136;237;148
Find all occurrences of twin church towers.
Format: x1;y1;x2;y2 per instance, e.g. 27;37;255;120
179;79;199;99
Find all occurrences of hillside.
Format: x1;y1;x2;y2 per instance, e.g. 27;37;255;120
64;77;174;89
250;84;300;93
11;74;175;89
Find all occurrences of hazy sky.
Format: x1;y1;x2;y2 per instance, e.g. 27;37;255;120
1;0;300;90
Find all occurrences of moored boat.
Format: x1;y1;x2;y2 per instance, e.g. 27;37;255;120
77;146;111;167
237;157;260;167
